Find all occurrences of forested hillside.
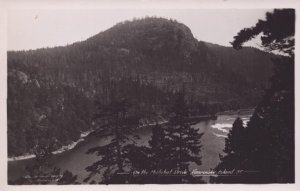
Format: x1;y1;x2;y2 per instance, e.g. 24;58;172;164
7;17;275;157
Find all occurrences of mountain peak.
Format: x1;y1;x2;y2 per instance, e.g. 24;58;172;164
82;17;197;64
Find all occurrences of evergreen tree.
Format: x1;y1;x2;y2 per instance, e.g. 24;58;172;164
162;92;204;183
212;118;247;183
84;98;139;184
148;124;167;169
125;92;204;183
223;118;245;156
212;9;295;183
125;124;169;183
57;170;79;185
165;92;203;169
10;143;57;185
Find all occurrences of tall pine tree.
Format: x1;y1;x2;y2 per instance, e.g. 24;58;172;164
84;98;139;184
125;92;204;183
161;92;203;183
212;9;295;183
212;117;247;183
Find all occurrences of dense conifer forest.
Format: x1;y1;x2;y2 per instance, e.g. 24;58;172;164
7;17;276;158
8;8;295;185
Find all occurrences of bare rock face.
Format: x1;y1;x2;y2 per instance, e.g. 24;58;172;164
8;69;29;84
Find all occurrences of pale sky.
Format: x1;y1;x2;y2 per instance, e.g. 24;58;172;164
7;9;271;51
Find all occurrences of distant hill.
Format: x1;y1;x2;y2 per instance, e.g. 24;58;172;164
7;17;275;156
203;42;274;86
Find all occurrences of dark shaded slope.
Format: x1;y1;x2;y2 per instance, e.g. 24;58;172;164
7;17;274;156
203;42;274;86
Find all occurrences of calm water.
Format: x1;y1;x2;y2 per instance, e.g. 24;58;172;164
8;109;253;183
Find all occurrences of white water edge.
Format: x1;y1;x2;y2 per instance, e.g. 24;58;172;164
213;133;227;138
211;118;250;135
211;123;232;133
8;130;92;162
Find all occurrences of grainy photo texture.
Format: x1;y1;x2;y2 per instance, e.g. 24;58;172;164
7;9;295;184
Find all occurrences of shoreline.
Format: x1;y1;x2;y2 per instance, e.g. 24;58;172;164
8;118;174;162
8;118;168;162
216;107;255;116
8;130;93;162
8;108;254;162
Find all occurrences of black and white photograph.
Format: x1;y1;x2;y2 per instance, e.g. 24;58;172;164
1;0;299;188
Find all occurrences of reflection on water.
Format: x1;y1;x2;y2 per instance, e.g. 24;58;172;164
8;109;253;183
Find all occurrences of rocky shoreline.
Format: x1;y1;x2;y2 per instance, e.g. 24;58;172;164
8;130;93;162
